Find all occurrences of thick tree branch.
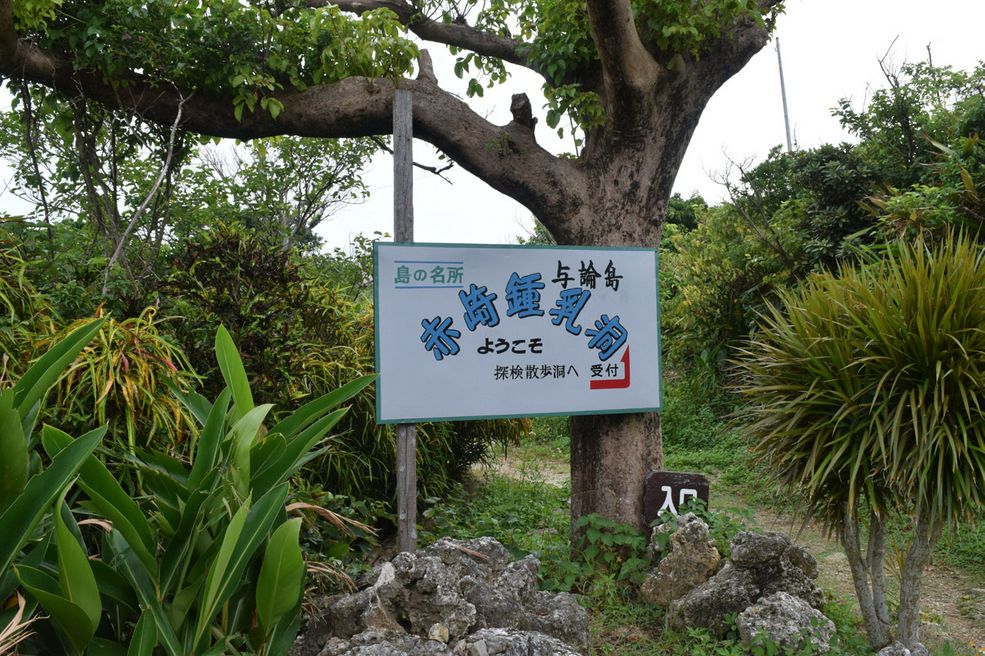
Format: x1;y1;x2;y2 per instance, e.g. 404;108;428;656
0;16;583;229
306;0;536;72
689;5;778;94
585;0;659;96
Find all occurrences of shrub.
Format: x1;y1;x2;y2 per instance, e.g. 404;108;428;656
0;320;109;653
12;325;373;654
36;307;198;456
0;239;49;384
735;232;985;650
162;224;520;510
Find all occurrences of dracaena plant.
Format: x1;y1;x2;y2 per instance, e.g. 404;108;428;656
15;325;372;655
734;231;985;651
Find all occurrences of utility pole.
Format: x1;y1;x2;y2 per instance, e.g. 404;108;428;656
776;37;794;153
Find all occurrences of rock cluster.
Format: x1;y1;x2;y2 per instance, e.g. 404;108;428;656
736;592;834;653
641;513;721;607
292;537;588;656
643;514;834;653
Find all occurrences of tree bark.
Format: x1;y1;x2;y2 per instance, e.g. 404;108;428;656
571;412;661;531
896;509;943;648
867;509;892;640
840;500;891;649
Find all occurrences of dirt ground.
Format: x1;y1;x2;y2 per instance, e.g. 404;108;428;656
480;452;985;654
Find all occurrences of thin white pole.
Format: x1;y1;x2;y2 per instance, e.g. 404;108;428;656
776;38;794;153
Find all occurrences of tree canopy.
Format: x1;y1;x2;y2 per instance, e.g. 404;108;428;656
0;0;784;527
0;0;782;242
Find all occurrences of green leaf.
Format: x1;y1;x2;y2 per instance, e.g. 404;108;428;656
195;499;251;647
264;599;303;656
159;484;218;597
169;384;213;427
0;427;104;576
268;375;374;438
55;500;101;630
250;433;286;487
195;483;290;647
42;426;157;576
89;637;128;656
167;578;203;631
16;565;94;654
109;531;183;656
187;388;232;488
89;560;138;614
251;408;347;497
0;394;28;513
215;325;254;420
228;403;274;497
256;518;304;631
127;612;159;656
12;318;104;422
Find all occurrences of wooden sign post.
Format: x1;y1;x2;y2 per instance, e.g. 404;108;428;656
393;88;417;553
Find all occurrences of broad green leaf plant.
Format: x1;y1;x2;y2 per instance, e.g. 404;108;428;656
0;319;106;653
3;322;372;654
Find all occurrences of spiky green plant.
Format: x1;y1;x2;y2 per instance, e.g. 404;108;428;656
37;307;198;454
735;231;985;650
0;319;107;655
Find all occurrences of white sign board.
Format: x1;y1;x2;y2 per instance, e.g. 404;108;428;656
374;243;661;423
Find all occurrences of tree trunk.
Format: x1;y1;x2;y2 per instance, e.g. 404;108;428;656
840;500;891;649
570;412;662;532
867;509;892;640
551;138;670;534
897;509;943;648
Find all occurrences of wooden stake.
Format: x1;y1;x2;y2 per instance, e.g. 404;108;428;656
393;88;418;553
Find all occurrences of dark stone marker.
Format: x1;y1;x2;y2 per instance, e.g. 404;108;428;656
643;471;710;526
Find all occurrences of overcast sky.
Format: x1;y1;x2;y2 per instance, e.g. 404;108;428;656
319;0;985;251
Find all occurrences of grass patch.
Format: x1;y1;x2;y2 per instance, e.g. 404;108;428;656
935;521;985;578
419;474;570;559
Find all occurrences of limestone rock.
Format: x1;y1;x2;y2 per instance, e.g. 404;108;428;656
783;542;819;579
394;553;477;639
457;628;582;656
737;592;835;653
668;562;760;636
428;623;450;643
730;532;790;567
295;538;588;656
640;513;720;607
666;530;825;637
316;628;450;656
876;643;930;656
523;590;588;650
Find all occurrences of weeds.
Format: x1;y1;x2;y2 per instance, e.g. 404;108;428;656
420;475;569;560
